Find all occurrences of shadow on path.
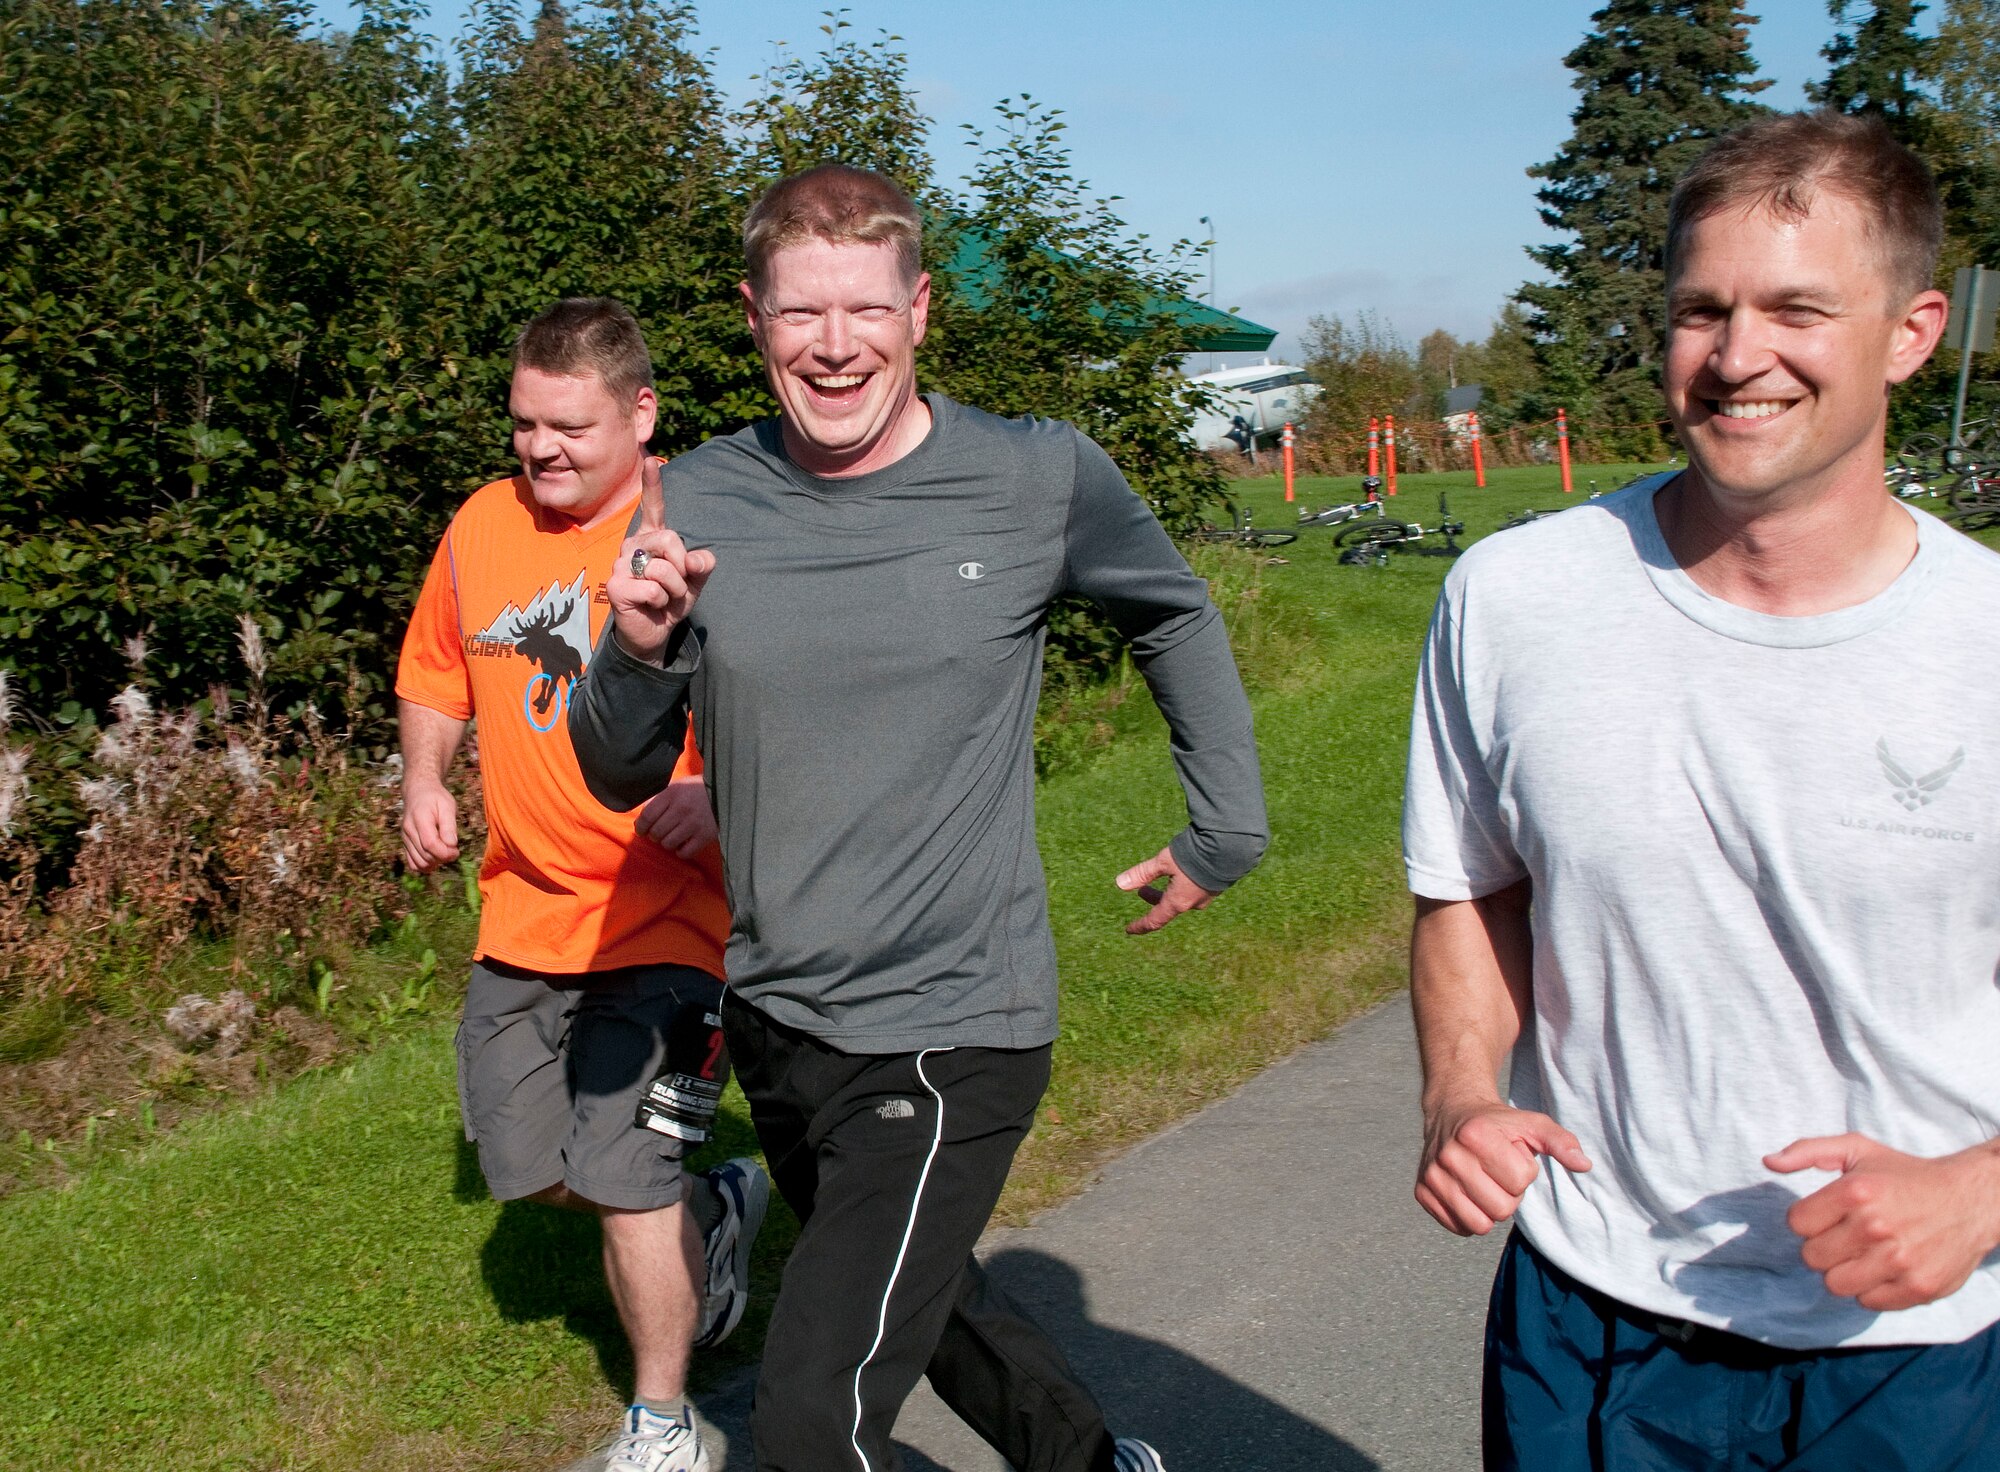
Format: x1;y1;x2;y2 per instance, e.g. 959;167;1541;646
895;1248;1380;1472
456;1132;634;1397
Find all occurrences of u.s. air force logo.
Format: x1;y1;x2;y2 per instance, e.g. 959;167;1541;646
1876;738;1964;812
1837;738;1976;844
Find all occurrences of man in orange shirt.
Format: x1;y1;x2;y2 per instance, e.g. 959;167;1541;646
397;297;766;1472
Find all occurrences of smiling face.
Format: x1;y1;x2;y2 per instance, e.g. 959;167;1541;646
1663;193;1946;508
742;238;931;478
509;366;657;529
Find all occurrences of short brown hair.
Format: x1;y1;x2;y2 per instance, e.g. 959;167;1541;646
1666;110;1942;304
741;164;923;293
512;297;653;405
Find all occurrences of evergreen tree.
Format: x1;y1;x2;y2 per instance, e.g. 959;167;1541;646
1465;304;1543;426
1891;0;2000;444
1519;0;1771;455
1929;0;2000;256
1807;1;1932;141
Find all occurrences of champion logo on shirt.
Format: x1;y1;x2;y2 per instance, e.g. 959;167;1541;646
957;561;986;581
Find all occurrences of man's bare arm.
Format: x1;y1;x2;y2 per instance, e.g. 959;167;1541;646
399;698;467;873
1412;881;1591;1236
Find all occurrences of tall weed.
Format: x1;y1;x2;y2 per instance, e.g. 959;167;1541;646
4;621;433;1015
0;621;483;1188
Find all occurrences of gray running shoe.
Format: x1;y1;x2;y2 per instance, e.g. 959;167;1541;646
694;1157;770;1350
1112;1437;1166;1472
603;1403;710;1472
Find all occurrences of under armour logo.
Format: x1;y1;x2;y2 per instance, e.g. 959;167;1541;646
1877;738;1965;811
957;562;985;581
876;1099;916;1120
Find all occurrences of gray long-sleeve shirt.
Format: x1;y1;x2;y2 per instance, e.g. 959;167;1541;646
570;394;1267;1052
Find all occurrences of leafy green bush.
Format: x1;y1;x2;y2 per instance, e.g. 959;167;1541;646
0;0;1222;750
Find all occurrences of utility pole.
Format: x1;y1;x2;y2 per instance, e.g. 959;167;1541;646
1199;215;1217;375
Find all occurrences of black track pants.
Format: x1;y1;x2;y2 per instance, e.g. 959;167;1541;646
724;992;1115;1472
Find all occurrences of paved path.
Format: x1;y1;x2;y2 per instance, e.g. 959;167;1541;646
571;997;1506;1470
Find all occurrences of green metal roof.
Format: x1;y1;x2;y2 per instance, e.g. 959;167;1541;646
940;230;1278;355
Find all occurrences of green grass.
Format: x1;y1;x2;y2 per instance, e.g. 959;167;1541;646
0;888;484;1197
0;457;1895;1469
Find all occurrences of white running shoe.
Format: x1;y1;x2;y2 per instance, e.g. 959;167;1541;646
693;1157;770;1350
1112;1437;1166;1472
603;1403;710;1472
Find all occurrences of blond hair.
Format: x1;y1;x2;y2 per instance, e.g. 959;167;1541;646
741;164;923;292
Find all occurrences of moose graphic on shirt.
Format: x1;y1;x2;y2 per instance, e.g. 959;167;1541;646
514;600;583;715
473;571;594;726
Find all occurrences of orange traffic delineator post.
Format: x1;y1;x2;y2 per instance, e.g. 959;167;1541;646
1469;412;1486;488
1367;417;1381;479
1385;414;1399;495
1281;421;1296;502
1557;408;1573;494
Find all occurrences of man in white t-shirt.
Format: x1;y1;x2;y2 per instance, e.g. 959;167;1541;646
1405;110;2000;1469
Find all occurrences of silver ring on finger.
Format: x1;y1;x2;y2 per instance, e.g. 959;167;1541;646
629;548;651;578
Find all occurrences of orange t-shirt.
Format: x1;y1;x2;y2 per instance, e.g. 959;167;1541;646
396;473;728;978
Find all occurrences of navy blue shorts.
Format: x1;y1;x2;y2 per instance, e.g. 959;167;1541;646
1484;1232;2000;1471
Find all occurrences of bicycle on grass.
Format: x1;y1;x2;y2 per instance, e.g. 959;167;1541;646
1332;491;1467;565
1188;501;1298;550
1891;411;1993;501
1949;464;2000;525
1297;476;1387;530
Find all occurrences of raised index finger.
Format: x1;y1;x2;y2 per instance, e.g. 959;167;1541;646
638;463;665;536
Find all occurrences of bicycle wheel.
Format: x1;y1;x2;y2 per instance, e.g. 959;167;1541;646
1241;529;1298;548
1895;433;1947;472
1334;519;1411;549
1949;469;2000;518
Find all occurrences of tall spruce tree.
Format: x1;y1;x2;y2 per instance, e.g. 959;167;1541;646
1929;0;2000;256
1899;0;2000;442
1519;0;1770;454
1807;1;1932;140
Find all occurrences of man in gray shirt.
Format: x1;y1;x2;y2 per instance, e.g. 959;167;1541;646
571;164;1266;1472
1406;113;2000;1469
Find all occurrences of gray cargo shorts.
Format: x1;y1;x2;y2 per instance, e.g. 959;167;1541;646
455;958;725;1211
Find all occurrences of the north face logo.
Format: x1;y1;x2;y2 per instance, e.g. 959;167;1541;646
876;1099;916;1120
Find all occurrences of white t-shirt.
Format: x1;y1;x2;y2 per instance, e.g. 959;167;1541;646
1404;474;2000;1349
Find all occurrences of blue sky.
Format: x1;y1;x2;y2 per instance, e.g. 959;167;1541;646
316;0;1912;364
